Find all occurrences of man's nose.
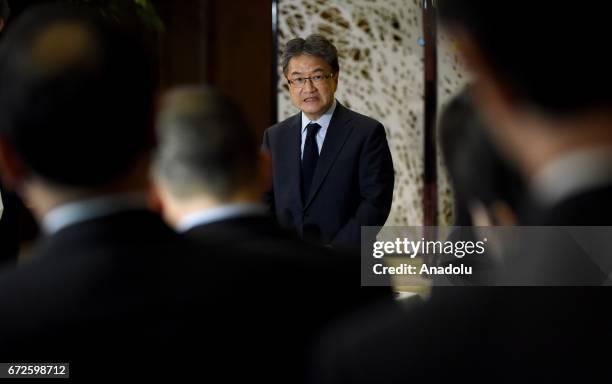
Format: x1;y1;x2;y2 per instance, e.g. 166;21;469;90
302;78;316;92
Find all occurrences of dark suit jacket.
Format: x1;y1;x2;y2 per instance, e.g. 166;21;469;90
262;102;394;249
505;184;612;285
0;209;204;378
521;184;612;225
183;214;391;382
312;286;612;383
311;186;612;383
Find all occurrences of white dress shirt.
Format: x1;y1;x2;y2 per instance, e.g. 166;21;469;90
177;203;268;233
42;193;148;235
300;100;337;159
530;146;612;207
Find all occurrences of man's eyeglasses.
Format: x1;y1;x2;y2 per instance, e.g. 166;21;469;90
287;73;335;88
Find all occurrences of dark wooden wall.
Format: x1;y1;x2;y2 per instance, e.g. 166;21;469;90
3;1;276;249
9;1;275;137
158;0;274;137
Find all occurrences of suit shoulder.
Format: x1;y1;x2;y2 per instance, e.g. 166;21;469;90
343;107;384;132
264;113;300;137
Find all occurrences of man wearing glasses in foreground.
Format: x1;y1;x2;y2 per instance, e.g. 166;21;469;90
262;34;394;250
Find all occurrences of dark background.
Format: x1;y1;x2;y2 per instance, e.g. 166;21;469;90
7;0;275;137
1;0;275;254
156;0;275;137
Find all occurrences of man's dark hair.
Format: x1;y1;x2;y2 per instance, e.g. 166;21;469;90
153;86;259;200
0;4;155;187
439;89;525;225
0;0;9;21
438;1;612;115
282;34;339;76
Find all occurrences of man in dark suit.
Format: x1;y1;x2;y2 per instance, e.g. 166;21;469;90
152;85;390;382
311;2;612;383
262;34;394;249
0;5;200;376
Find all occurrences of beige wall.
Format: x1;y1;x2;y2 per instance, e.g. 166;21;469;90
277;0;468;226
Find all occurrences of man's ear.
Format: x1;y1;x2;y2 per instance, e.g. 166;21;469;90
469;201;494;227
491;200;518;226
0;137;27;191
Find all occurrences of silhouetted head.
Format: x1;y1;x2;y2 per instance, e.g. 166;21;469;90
438;1;612;115
0;3;155;188
153;85;261;201
440;89;525;225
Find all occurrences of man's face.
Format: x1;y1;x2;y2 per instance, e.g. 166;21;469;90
286;54;338;120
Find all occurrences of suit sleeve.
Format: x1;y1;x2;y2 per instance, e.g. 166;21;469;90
332;123;394;247
261;129;275;214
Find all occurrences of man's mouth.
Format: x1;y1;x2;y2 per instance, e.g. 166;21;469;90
303;97;319;102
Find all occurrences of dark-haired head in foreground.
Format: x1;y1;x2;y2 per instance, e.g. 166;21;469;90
438;88;527;280
0;4;155;196
439;88;525;226
0;5;189;374
437;2;612;223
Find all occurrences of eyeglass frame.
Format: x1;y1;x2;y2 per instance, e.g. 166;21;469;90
286;72;336;88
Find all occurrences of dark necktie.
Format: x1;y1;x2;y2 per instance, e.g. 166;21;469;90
301;122;321;202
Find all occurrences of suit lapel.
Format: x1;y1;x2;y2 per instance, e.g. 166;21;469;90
281;113;304;209
304;102;354;210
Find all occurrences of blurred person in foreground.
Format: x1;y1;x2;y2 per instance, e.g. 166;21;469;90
434;88;527;284
440;88;524;228
310;2;612;382
152;85;390;383
439;2;612;284
0;4;200;376
439;4;612;227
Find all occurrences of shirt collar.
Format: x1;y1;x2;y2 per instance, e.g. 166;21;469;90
531;146;612;206
42;193;148;235
301;99;337;133
177;203;268;233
